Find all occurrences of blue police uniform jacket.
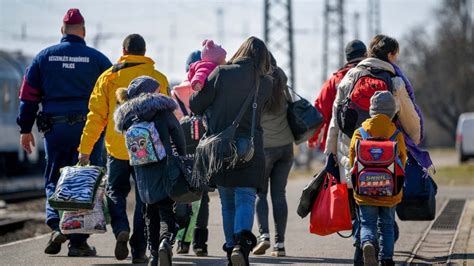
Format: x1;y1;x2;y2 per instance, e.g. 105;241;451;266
16;34;112;133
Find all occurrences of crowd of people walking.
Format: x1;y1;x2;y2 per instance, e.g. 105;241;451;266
16;8;433;266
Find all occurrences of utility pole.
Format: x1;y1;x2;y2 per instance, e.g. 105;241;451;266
367;0;381;40
216;7;225;45
354;12;360;40
321;0;345;85
264;0;295;89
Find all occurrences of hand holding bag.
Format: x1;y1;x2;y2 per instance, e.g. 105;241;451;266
309;173;352;236
285;86;324;144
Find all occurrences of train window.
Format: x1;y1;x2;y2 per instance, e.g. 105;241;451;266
14;81;20;110
3;82;10;112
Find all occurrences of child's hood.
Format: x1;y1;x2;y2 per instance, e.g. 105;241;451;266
361;114;398;138
114;93;177;132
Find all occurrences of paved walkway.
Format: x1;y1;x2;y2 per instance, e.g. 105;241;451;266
1;178;473;265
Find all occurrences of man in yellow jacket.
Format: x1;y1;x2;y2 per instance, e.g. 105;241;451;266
77;34;169;263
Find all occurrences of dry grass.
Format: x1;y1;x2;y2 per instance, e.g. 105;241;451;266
432;164;474;186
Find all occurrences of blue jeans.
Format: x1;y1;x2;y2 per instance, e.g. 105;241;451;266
106;155;146;254
359;205;396;260
218;186;257;247
256;144;293;243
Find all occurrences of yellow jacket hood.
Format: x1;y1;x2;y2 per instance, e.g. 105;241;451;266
78;54;170;160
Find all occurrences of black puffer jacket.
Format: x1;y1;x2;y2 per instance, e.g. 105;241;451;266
190;57;272;189
114;93;185;203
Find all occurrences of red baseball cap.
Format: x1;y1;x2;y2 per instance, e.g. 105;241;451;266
63;8;84;25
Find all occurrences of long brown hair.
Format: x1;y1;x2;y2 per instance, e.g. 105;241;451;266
229;36;271;76
266;53;287;114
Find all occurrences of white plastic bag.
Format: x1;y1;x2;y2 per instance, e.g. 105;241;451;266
59;184;107;234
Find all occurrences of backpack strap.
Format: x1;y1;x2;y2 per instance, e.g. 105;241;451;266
389;129;400;141
174;94;189;117
358;128;370;140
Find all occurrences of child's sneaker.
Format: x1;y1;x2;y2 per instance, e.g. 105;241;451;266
362;242;378;266
252;234;270;255
271;242;286;257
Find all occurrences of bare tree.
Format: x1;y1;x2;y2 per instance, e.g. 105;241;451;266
402;0;474;145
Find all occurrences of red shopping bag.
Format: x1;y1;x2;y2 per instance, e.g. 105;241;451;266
309;173;352;236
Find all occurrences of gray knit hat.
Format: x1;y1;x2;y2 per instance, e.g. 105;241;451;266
369;91;397;119
127;76;160;99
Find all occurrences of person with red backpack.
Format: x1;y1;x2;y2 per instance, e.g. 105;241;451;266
348;91;407;266
308;40;367;151
325;34;420;264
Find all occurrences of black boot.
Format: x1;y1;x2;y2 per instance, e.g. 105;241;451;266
193;228;209;257
222;243;233;266
148;250;158;266
44;231;67;255
231;230;257;266
158;238;173;266
67;242;97;257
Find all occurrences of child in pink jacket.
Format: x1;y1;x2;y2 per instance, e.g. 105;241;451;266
188;39;227;91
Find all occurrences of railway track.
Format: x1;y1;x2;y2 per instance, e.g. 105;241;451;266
0;217;30;235
0;175;45;203
0;190;45;203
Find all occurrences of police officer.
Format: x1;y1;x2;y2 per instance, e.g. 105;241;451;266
16;9;111;257
77;34;170;263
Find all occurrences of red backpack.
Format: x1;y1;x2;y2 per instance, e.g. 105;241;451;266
352;128;404;197
336;67;394;138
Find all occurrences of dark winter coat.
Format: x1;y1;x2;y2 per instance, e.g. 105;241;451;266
114;93;186;204
189;57;272;189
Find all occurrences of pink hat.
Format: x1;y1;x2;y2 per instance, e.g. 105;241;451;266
63;8;84;25
201;39;226;64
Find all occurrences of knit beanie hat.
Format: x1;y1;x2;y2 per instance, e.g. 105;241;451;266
345;40;367;62
185;50;202;72
201;39;226;64
127;76;160;99
369;91;397;119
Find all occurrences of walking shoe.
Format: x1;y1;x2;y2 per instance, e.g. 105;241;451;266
362;242;378;266
354;243;364;265
132;249;149;263
380;259;395;266
67;242;97;257
176;241;190;254
114;231;130;260
148;250;158;266
270;242;286;257
252;234;270;255
158;238;173;266
231;230;257;266
44;231;67;255
193;228;208;257
193;245;208;257
223;244;233;266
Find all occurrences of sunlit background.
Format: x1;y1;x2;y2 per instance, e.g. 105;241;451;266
0;0;441;98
